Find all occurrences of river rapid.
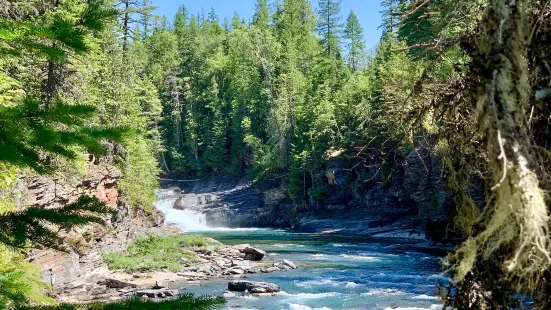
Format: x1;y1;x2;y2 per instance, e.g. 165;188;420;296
156;192;447;310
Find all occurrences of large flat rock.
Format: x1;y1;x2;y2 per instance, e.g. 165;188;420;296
228;280;280;293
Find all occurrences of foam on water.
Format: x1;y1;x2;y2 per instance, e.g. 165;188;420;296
295;279;361;289
362;288;406;296
310;254;329;260
279;292;342;299
345;282;360;288
155;198;210;231
339;254;380;261
288;304;333;310
412;294;440;300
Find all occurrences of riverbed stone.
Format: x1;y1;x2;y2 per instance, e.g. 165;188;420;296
222;291;236;298
282;259;297;269
228;281;280;293
99;278;137;289
229;268;245;275
242;247;266;261
232;260;250;267
136;289;179;299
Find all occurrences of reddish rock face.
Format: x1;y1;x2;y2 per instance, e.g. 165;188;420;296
22;161;166;299
24;163;122;208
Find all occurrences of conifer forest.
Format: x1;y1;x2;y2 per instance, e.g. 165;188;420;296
1;0;551;309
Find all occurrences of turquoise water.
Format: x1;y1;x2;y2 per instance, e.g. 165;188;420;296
182;229;447;310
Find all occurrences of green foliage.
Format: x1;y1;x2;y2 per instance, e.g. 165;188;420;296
18;294;225;310
116;136;160;212
0;196;116;251
0;98;122;174
344;11;365;70
0;246;56;309
0;1;155;307
317;0;343;58
103;234;211;272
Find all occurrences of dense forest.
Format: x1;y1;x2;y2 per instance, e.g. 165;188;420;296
1;0;551;308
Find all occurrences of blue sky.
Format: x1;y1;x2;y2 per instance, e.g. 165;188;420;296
151;0;383;49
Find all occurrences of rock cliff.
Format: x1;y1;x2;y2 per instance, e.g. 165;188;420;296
22;161;163;303
161;141;481;244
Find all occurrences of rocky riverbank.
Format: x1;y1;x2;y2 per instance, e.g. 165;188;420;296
53;232;297;304
19;160;297;304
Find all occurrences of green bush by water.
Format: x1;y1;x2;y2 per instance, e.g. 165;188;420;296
103;235;212;272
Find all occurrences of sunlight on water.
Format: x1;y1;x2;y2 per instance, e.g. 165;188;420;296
154;190;446;309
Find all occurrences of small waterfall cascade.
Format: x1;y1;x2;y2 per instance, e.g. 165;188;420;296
154;191;210;231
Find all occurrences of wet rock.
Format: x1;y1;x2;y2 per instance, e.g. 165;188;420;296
279;265;291;271
282;259;297;269
136;289;179;298
241;247;266;261
232;260;250;268
233;244;251;251
228;281;280;293
222;291;236;298
262;267;280;273
229;268;245;275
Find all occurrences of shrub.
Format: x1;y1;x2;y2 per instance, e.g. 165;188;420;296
103;234;211;272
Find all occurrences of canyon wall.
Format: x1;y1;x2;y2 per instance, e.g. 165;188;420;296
22;161;163;302
161;143;484;244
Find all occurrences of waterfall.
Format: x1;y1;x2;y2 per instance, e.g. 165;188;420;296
154;194;210;231
154;189;263;232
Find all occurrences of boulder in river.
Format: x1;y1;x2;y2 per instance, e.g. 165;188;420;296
282;259;297;269
241;246;266;261
228;280;280;293
222;291;236;298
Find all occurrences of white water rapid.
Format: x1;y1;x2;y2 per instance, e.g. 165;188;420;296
154;190;264;232
154;195;211;231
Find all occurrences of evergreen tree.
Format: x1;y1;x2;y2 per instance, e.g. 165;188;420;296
174;5;188;40
317;0;343;58
253;0;270;28
140;0;157;39
344;10;365;71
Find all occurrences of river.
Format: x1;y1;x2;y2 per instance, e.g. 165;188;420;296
156;192;447;310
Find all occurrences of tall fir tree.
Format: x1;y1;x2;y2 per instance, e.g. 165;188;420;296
317;0;343;58
344;10;365;71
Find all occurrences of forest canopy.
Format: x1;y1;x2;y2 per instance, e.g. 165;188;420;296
1;0;551;308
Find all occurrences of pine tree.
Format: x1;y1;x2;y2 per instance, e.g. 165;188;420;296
317;0;343;58
174;5;188;40
140;0;157;39
253;0;270;28
0;5;125;290
344;10;365;71
116;0;156;50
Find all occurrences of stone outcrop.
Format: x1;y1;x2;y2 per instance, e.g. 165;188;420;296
241;246;266;261
160;175;294;229
160;137;471;244
22;161;164;303
228;281;280;293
